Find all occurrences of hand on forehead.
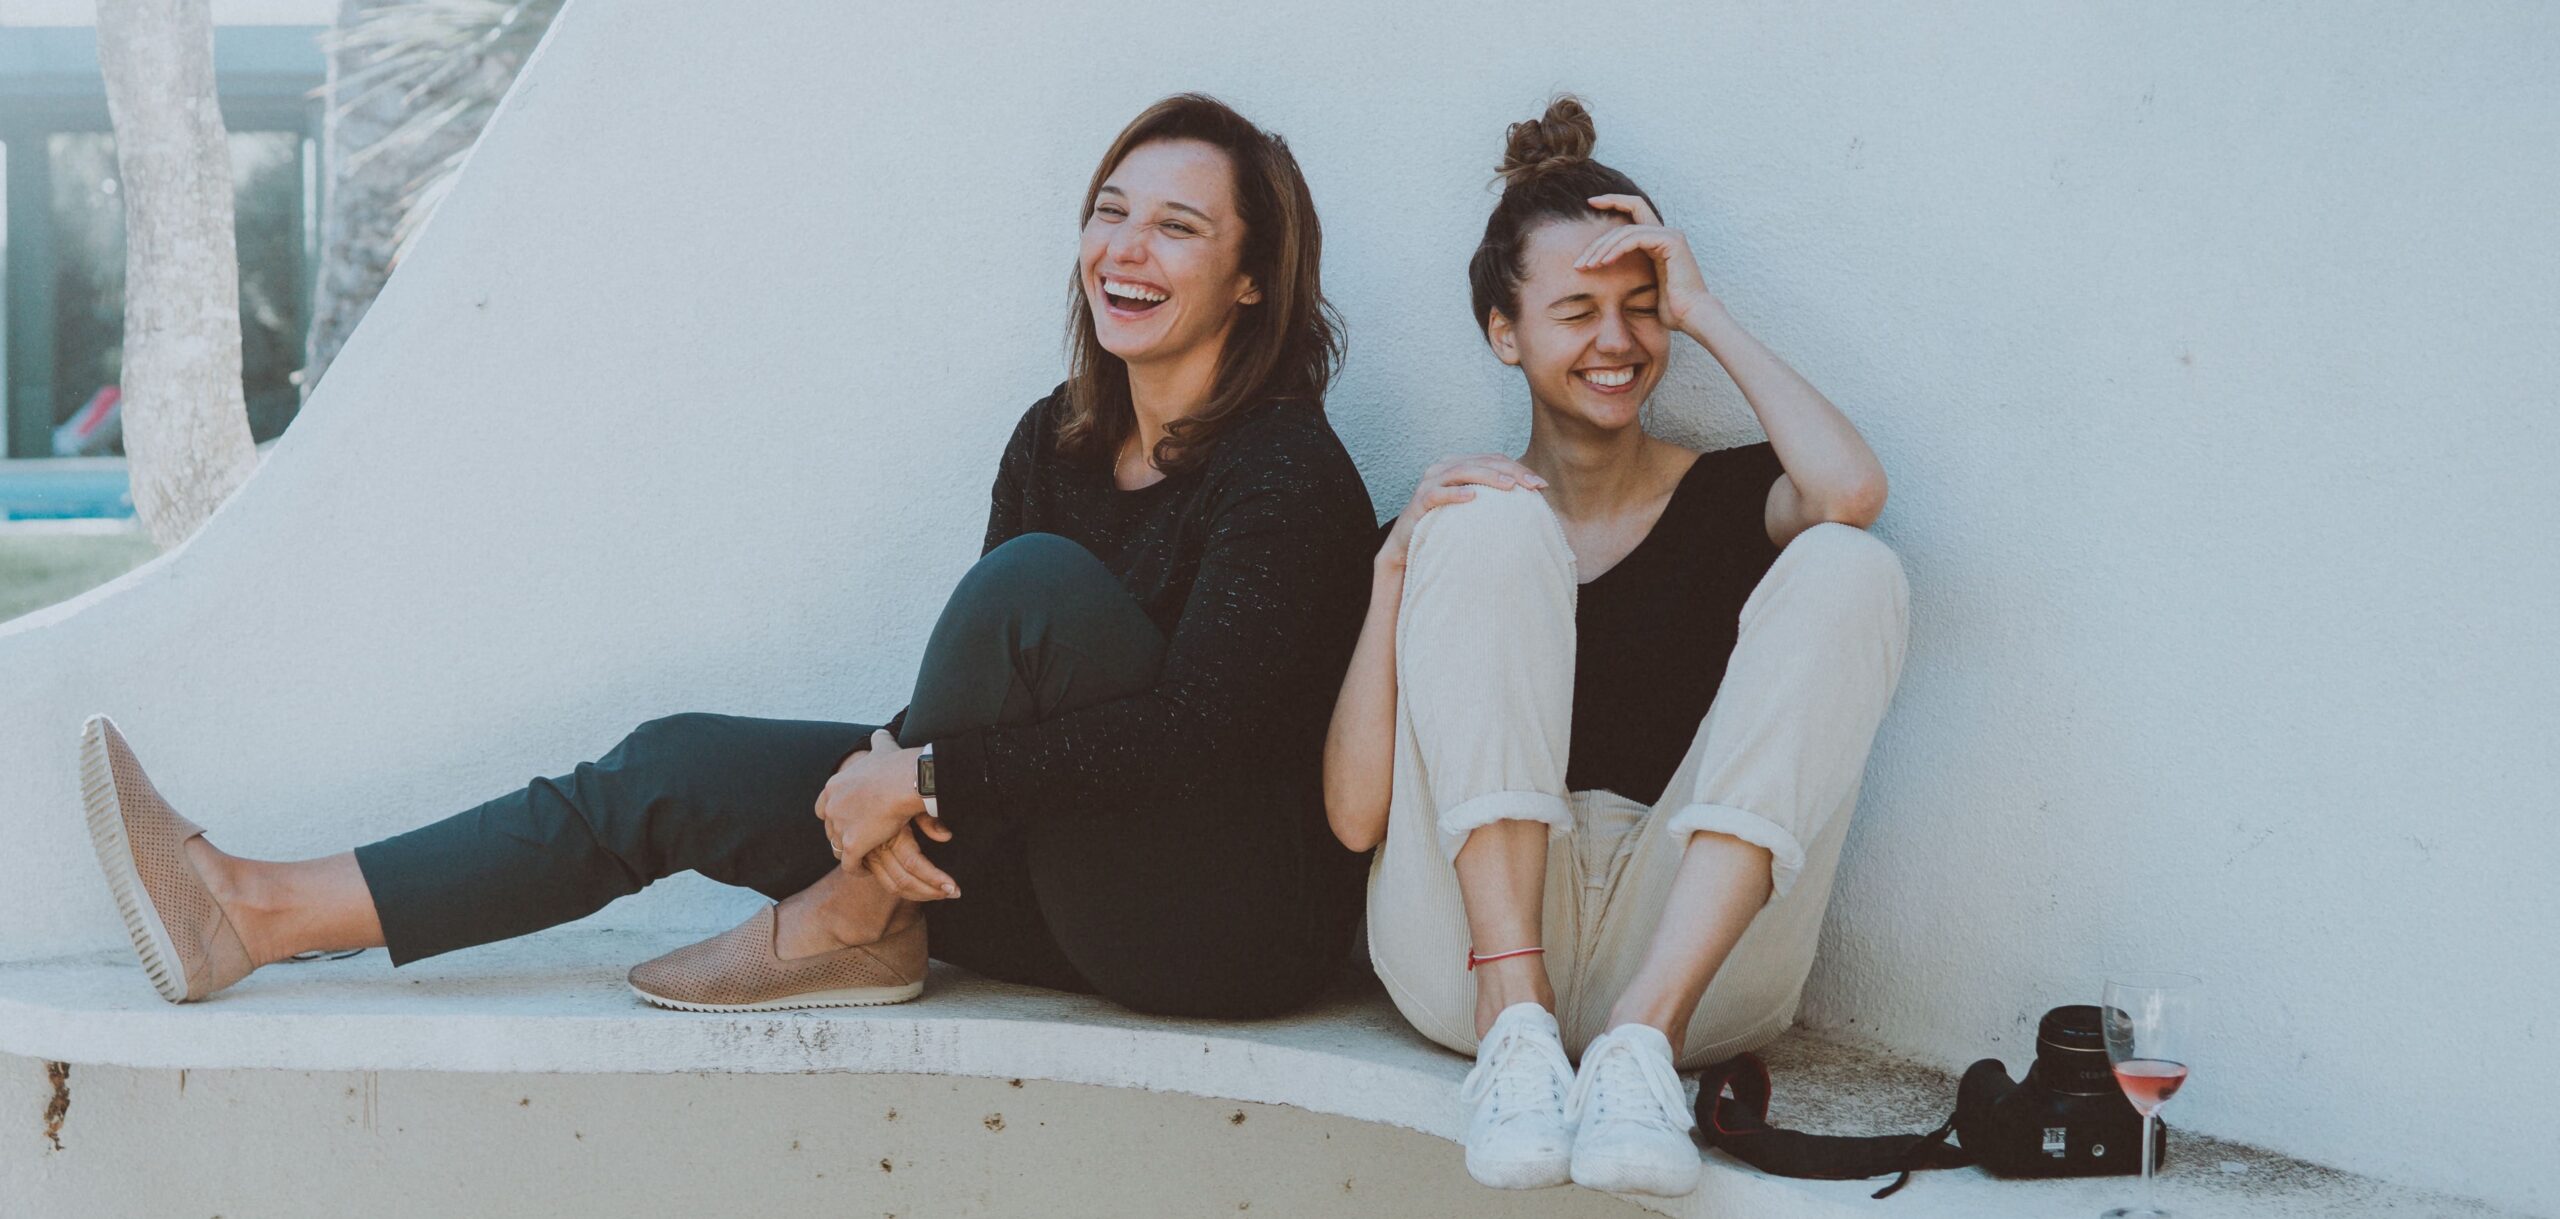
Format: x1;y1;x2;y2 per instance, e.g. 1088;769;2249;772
1522;214;1654;307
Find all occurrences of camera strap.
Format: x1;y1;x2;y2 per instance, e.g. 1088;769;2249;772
1694;1052;1974;1199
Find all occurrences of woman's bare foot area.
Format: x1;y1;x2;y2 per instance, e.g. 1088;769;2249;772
181;837;279;967
1472;953;1558;1039
180;837;384;968
773;865;920;960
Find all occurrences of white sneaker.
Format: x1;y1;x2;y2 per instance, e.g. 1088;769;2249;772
1566;1022;1702;1196
1457;1002;1576;1189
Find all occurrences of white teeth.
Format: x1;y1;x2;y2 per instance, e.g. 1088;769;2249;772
1582;367;1635;387
1103;278;1167;303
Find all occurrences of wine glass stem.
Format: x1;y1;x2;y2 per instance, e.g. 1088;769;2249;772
2140;1112;2157;1205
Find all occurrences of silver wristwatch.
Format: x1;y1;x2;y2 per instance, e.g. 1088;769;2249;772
914;746;938;817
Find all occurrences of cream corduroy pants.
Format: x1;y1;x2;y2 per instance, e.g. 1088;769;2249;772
1366;486;1909;1068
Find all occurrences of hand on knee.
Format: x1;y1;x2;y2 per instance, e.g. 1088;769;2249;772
1406;484;1573;589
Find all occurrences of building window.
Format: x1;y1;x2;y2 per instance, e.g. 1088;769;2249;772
0;25;324;460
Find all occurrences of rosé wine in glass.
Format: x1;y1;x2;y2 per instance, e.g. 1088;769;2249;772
2100;973;2201;1219
2110;1059;2189;1116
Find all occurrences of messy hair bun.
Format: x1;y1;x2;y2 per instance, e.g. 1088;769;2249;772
1495;95;1598;185
1468;94;1657;332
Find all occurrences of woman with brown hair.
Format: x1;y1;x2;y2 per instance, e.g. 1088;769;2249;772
1325;95;1907;1195
82;94;1378;1020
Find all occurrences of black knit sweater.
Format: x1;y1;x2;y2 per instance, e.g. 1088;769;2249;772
903;386;1378;841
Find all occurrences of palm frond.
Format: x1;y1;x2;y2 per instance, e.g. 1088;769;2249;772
321;0;563;262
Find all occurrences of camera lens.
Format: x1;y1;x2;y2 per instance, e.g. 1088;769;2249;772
2035;1004;2118;1095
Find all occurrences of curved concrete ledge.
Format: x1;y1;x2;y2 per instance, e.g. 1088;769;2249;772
0;929;2520;1219
0;929;1455;1104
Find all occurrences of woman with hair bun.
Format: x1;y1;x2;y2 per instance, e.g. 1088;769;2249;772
1325;95;1906;1196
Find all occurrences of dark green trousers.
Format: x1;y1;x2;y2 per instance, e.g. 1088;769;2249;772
352;533;1357;1017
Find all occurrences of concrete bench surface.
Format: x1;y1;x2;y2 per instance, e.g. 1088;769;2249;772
0;929;2514;1219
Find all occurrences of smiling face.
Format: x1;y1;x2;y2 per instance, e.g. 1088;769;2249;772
1079;138;1263;370
1484;214;1670;431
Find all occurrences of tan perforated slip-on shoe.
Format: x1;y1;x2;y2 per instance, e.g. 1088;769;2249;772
80;715;256;1003
627;905;926;1013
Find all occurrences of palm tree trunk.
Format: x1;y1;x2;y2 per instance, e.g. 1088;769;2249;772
94;0;259;548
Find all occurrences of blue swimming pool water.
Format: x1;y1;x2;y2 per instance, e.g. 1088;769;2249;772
0;463;135;520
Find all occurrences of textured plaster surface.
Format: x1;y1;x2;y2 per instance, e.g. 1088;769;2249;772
1;1055;1654;1219
0;934;2525;1219
0;0;2551;1214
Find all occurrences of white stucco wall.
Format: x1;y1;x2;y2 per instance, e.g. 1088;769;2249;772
0;1;2551;1213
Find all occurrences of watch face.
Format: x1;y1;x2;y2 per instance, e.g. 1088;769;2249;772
916;755;937;797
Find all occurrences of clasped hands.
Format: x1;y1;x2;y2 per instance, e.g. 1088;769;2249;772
816;729;961;902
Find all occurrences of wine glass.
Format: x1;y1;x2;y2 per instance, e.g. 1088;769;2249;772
2099;972;2201;1219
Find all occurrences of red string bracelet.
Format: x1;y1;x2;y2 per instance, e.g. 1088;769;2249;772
1466;946;1546;971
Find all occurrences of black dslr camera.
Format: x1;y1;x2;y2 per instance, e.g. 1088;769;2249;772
1955;1004;2167;1177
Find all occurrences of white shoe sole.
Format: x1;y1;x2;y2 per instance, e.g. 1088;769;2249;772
80;715;192;1004
1570;1151;1702;1197
626;978;925;1013
1466;1148;1572;1190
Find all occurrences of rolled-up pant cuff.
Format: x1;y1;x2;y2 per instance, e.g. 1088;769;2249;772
1435;789;1572;860
1661;802;1807;901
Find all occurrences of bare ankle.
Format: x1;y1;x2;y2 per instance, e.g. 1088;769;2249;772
822;895;919;947
776;872;913;955
185;839;279;964
1603;994;1687;1046
1471;954;1556;1038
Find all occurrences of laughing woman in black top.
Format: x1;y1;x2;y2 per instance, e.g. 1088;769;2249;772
1324;97;1910;1196
81;94;1375;1020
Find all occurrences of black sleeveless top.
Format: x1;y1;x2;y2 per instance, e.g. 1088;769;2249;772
1564;442;1784;805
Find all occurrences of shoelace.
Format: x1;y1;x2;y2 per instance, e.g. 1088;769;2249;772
1565;1030;1694;1134
1460;1019;1571;1126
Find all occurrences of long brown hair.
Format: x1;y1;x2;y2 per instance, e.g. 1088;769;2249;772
1058;94;1342;475
1467;95;1659;334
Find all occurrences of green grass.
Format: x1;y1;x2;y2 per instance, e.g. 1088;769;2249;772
0;531;161;623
